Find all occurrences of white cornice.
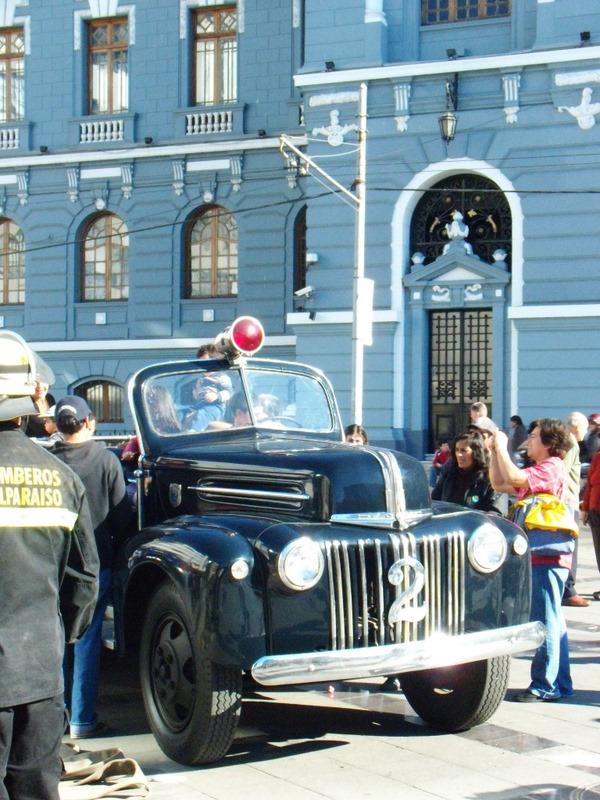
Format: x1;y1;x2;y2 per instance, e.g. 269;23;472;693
295;45;600;88
287;310;399;325
30;335;296;352
508;305;600;319
288;303;596;325
0;135;306;172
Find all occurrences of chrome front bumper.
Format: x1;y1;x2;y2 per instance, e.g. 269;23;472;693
251;621;545;686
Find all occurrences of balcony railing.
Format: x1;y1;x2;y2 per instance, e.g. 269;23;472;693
186;110;233;135
0;127;19;149
80;119;124;143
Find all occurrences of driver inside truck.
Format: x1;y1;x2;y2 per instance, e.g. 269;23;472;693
206;391;252;430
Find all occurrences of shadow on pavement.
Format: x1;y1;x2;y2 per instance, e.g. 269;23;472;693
467;783;600;799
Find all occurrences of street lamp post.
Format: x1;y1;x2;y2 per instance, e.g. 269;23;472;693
350;82;368;426
280;81;370;426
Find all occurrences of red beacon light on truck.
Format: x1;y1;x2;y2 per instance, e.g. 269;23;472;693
214;316;265;361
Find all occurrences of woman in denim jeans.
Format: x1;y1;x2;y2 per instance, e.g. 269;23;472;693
489;418;574;702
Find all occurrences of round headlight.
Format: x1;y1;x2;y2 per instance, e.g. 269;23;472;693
230;559;250;580
467;522;508;574
278;537;324;591
513;534;528;556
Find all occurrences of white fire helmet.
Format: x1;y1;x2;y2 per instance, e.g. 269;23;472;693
0;330;54;422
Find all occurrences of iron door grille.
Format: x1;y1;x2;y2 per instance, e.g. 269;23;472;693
429;309;492;445
324;531;466;651
430;309;492;409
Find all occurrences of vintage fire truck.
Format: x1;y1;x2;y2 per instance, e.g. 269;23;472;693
111;317;543;765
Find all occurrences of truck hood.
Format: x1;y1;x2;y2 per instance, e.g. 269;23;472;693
152;434;431;518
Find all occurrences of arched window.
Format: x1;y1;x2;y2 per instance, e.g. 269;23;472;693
293;205;307;293
0;218;24;305
186;206;238;298
410;174;511;267
81;213;129;301
75;379;124;423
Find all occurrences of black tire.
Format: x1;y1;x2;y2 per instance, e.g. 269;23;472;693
400;655;510;732
139;582;242;765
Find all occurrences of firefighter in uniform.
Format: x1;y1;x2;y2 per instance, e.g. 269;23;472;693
0;331;99;800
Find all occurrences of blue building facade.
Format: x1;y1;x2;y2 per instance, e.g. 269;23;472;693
293;0;600;455
0;0;304;431
3;0;600;455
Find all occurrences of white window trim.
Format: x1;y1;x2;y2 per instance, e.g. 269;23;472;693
365;0;386;25
0;1;31;55
13;15;29;54
74;4;135;51
292;0;300;28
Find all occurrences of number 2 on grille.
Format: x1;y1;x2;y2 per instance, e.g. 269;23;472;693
387;557;427;624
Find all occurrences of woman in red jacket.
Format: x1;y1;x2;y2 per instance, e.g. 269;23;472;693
581;450;600;600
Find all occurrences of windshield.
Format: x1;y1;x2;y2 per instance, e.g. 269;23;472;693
141;363;334;437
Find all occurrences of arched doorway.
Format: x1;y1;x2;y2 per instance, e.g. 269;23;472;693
405;174;512;449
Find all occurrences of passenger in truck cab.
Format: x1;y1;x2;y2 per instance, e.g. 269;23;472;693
180;365;232;431
231;392;251;427
254;393;282;423
180;344;232;407
206;391;252;431
147;385;182;435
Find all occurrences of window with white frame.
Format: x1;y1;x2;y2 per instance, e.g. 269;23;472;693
88;17;129;114
193;5;237;105
81;213;129;301
421;0;510;25
0;218;24;304
186;206;238;298
0;28;24;123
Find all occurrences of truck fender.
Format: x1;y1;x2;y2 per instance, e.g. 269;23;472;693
115;517;266;667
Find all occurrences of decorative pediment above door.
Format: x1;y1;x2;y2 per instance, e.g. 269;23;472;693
403;240;510;307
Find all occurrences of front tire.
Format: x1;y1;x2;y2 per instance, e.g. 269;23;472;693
140;582;242;765
400;656;510;732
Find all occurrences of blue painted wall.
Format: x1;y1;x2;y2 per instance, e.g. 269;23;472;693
5;0;600;449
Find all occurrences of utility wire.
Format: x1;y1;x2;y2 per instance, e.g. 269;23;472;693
3;178;600;260
0;190;340;258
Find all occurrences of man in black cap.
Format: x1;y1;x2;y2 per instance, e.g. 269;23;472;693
52;395;131;739
0;332;98;800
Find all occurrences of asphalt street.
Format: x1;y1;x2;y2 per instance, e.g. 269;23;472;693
81;529;600;800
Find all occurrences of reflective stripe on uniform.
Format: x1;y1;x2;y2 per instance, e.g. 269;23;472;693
0;507;78;531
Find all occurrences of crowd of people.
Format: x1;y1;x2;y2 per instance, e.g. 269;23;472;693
0;337;244;797
3;324;600;798
429;402;600;703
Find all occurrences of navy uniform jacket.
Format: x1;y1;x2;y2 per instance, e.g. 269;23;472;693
0;427;99;706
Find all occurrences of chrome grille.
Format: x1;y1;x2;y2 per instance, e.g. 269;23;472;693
324;531;465;650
